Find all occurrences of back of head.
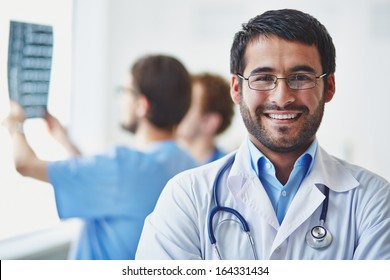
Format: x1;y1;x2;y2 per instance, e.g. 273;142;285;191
131;55;191;129
230;9;336;77
193;73;234;135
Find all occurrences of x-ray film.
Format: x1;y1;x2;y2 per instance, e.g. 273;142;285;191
8;21;53;118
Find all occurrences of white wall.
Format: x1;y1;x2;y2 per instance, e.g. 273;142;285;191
71;0;390;181
70;0;110;154
0;0;73;241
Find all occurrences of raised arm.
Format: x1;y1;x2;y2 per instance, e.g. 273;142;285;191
3;101;49;182
44;112;82;156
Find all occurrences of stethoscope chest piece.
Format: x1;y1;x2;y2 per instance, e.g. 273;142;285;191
306;184;332;249
305;224;332;249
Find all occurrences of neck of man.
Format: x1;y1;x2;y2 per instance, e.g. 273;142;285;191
134;120;174;151
179;136;215;164
250;135;313;185
267;153;301;185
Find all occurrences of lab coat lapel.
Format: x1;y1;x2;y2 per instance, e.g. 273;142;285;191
271;180;325;253
308;147;359;192
241;177;280;230
228;142;280;230
270;147;360;253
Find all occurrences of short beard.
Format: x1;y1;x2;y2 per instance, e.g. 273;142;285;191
239;99;325;153
121;122;138;134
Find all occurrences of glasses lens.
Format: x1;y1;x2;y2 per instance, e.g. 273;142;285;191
249;74;276;90
247;73;321;91
287;73;316;90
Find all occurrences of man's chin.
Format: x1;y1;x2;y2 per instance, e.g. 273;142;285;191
121;123;137;134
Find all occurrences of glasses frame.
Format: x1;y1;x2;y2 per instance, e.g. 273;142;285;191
236;72;328;91
115;86;141;97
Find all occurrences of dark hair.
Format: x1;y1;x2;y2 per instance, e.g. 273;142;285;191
230;9;336;76
131;55;191;129
193;73;234;135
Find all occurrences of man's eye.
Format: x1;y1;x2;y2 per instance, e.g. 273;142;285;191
289;74;312;82
253;75;274;82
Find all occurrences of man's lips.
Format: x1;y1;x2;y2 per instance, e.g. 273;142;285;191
264;112;302;120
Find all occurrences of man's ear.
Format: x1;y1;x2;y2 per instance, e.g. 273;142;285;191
230;74;241;105
136;95;150;117
324;73;336;103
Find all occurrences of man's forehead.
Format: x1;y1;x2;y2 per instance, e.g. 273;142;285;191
243;36;322;74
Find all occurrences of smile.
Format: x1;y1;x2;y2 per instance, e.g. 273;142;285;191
267;113;300;120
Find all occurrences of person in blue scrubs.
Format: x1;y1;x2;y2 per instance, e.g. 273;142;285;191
177;73;235;164
4;54;197;259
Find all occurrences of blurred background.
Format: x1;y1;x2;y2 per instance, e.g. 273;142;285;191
1;0;389;259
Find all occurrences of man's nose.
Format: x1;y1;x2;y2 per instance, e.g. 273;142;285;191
268;79;296;107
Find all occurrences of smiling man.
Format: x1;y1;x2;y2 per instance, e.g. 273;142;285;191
136;9;390;260
234;37;334;186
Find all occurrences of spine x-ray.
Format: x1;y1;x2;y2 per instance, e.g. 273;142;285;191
8;21;53;118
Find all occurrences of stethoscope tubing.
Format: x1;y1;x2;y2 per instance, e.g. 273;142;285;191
319;184;329;223
208;206;250;244
212;155;235;207
208;155;245;245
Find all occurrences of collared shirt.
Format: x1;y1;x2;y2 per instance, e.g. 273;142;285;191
248;139;317;224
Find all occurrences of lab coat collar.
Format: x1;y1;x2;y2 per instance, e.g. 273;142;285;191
308;146;360;192
228;140;360;193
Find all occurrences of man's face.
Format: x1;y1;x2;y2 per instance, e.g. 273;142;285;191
231;36;335;155
120;76;140;134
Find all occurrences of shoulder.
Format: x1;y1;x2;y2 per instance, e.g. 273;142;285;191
317;146;390;192
332;153;388;188
47;145;137;177
168;153;234;193
339;159;390;203
154;155;233;220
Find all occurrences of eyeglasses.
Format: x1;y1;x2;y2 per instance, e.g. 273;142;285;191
116;86;139;96
237;72;328;91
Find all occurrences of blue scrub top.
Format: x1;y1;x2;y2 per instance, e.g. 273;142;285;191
205;147;226;164
47;140;196;260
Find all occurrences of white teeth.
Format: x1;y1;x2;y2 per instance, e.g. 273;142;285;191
268;113;298;120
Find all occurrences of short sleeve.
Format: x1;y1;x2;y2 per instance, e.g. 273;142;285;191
47;149;121;219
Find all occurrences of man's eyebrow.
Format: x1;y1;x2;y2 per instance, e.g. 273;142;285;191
289;65;317;73
249;67;274;75
248;65;318;75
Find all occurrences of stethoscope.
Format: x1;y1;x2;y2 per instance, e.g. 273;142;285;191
305;184;332;249
207;155;332;260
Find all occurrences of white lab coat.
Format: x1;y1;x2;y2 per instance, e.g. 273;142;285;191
136;141;390;259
